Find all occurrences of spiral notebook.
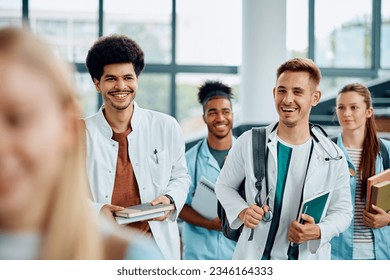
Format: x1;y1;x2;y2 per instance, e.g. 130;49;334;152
191;176;217;220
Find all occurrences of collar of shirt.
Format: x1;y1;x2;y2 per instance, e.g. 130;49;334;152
96;102;142;139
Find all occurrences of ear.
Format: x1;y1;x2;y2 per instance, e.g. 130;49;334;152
366;107;373;118
202;114;207;124
93;78;101;92
311;90;322;106
272;87;276;99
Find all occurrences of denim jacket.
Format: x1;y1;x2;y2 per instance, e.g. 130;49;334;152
331;135;390;260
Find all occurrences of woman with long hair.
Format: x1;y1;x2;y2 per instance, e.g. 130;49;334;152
331;83;390;260
0;27;162;260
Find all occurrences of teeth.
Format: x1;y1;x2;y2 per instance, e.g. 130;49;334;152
282;107;296;112
114;94;127;98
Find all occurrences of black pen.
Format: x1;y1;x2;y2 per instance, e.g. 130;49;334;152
154;149;159;164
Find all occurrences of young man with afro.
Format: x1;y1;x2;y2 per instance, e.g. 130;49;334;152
84;34;190;260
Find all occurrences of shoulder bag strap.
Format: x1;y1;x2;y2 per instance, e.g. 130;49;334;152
379;138;390;170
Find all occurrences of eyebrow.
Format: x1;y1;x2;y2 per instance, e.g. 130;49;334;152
277;86;304;91
103;73;135;78
207;107;231;112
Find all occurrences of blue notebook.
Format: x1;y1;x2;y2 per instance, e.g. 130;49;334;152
298;191;330;224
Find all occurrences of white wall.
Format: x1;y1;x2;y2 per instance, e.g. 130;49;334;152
240;0;287;124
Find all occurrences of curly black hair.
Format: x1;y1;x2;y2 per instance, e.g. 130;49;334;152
198;80;233;105
86;34;145;81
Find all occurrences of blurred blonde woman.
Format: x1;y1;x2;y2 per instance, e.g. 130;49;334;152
331;83;390;260
0;27;162;260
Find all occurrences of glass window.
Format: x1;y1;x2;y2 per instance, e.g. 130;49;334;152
29;0;98;63
381;0;390;69
320;76;371;97
286;0;308;58
176;0;242;66
315;0;372;68
176;73;240;140
104;0;172;64
0;0;22;28
74;72;99;118
136;73;171;114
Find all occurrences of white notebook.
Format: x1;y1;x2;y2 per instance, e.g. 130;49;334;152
191;176;217;220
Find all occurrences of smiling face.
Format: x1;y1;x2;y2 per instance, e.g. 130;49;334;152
273;71;321;129
203;97;233;140
336;91;372;133
0;57;72;224
94;62;138;113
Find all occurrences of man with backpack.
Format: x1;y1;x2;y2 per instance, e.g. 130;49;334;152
215;58;353;259
179;80;236;259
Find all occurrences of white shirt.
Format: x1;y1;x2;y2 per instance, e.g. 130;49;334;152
267;136;312;260
215;123;353;260
84;102;190;260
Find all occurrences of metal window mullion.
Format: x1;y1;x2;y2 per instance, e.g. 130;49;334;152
372;0;381;76
170;0;177;118
308;0;315;60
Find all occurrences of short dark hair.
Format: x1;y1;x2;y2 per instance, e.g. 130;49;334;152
198;80;233;112
85;34;145;81
276;58;321;88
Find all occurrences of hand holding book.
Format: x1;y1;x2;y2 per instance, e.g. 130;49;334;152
289;191;330;246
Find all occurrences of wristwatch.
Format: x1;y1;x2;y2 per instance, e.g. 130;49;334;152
164;194;175;205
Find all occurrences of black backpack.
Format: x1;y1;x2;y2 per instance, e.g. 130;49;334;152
331;137;389;169
217;127;267;242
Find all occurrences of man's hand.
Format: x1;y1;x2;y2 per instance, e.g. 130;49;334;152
288;214;321;244
150;195;175;221
207;217;222;231
100;204;125;222
363;204;390;229
239;204;270;229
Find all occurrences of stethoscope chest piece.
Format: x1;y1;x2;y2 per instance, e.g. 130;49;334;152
263;210;273;222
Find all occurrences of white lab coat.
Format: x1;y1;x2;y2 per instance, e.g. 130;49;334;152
215;123;352;260
84;103;190;260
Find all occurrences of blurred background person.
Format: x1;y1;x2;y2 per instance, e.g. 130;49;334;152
331;83;390;260
0;27;162;260
179;80;236;259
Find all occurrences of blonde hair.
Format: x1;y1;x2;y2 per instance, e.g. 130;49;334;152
0;27;103;259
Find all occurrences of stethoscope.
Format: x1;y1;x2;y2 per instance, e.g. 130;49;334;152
254;123;343;224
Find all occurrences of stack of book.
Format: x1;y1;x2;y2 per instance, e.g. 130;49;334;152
114;203;175;225
367;169;390;213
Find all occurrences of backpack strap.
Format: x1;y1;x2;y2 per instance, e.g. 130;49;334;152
252;127;266;190
248;127;267;242
379;139;390;170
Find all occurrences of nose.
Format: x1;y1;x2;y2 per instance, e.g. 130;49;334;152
0;125;12;164
282;91;294;104
215;112;225;121
114;78;126;90
343;108;351;117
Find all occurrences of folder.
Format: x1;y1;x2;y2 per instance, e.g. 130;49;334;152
191;176;217;220
290;191;330;247
298;191;330;224
114;203;175;225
